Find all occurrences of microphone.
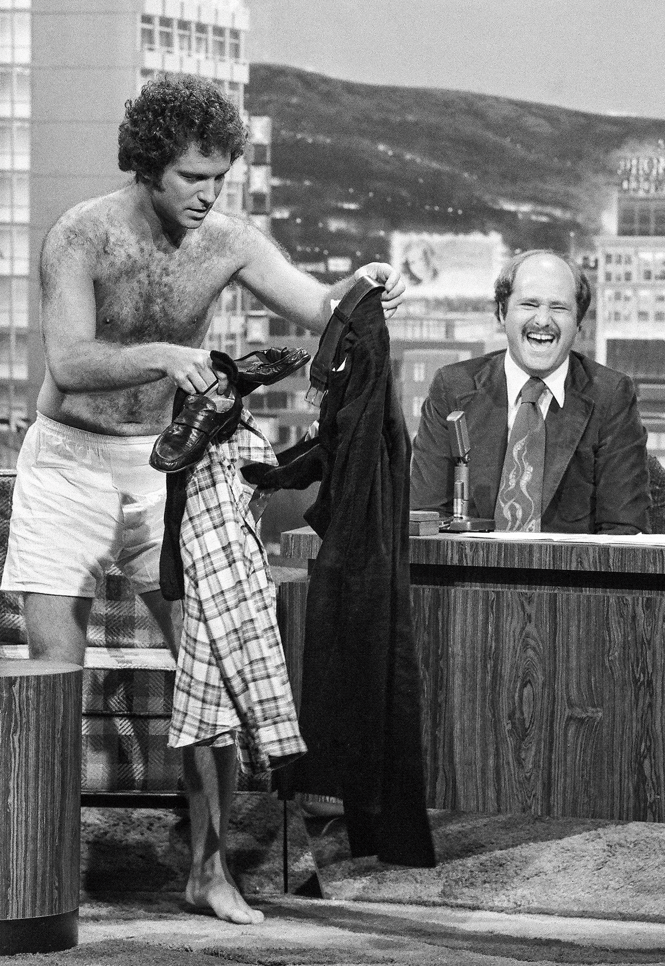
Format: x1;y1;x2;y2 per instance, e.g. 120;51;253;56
445;411;495;532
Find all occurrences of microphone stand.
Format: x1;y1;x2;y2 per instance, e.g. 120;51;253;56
446;411;495;533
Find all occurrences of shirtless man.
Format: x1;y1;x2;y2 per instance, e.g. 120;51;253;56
1;75;405;923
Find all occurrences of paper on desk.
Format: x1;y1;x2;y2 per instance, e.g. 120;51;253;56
457;531;665;548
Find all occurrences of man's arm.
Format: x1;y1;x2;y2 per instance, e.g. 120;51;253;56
40;220;218;395
410;369;456;515
594;375;650;534
234;224;404;335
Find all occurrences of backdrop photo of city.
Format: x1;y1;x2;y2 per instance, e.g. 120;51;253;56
1;0;664;552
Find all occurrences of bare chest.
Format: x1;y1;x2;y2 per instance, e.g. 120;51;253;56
93;231;234;346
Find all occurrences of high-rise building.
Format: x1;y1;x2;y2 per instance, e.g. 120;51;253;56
0;0;269;462
596;150;665;458
0;1;30;444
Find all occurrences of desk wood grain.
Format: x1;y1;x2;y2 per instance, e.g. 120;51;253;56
279;528;665;819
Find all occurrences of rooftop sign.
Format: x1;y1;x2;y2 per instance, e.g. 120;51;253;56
619;152;665;195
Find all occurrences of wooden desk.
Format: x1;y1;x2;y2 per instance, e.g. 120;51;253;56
280;528;665;821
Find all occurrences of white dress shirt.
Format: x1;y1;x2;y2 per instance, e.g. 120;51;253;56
504;352;569;433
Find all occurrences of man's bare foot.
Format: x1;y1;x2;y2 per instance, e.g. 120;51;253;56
185;875;265;924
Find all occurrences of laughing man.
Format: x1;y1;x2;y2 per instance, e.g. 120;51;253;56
410;249;650;533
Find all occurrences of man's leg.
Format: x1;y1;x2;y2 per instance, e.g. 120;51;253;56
182;744;264;924
24;592;92;665
139;589;182;656
141;589;264;924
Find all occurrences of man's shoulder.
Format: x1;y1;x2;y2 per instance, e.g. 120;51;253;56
569;351;634;391
207;210;274;247
43;191;127;256
433;350;503;386
196;210;270;257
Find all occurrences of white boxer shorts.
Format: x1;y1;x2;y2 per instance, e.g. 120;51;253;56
1;413;165;597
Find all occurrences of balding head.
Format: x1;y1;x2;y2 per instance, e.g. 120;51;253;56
494;250;591;326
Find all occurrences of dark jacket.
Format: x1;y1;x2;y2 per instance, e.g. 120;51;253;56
300;288;434;866
265;286;434;867
411;350;650;534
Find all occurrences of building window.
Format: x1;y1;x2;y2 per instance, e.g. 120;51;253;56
412;396;424;418
158;17;174;53
13;122;28;167
0;14;10;61
140;14;156;50
614;311;622;321
220;181;243;214
625;272;632;282
269;317;289;337
14;66;28;114
229;28;241;60
0;172;10;219
0;277;9;325
12;275;26;325
177;20;191;54
413;362;426;382
0;226;10;274
12;224;26;273
252;143;269;165
654;253;665;280
194;22;208;57
0;124;10;167
265;391;287;409
0;68;11;111
13;172;27;221
605;253;612;264
638;311;649;321
605;272;612;282
13;11;28;63
212;25;226;59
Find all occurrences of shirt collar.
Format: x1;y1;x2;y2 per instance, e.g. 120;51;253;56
503;350;569;409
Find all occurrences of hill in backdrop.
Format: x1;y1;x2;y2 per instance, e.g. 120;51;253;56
245;64;665;268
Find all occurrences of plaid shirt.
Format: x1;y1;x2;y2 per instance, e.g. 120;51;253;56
168;410;306;776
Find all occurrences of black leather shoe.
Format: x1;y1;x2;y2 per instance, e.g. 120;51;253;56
150;387;243;473
211;347;310;396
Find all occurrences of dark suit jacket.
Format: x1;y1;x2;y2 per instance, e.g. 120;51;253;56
411;350;650;534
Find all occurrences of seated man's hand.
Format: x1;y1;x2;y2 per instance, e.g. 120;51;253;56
355;262;406;318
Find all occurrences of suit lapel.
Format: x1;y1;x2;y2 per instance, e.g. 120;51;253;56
458;354;509;519
541;354;594;513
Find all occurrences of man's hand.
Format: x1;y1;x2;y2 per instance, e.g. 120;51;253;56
355;262;406;319
160;345;227;395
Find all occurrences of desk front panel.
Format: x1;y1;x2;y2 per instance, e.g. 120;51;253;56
281;529;665;821
412;567;665;820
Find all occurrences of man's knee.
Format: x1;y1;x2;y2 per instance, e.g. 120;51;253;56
23;592;91;665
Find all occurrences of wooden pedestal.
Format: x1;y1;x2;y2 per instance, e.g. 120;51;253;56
0;660;82;955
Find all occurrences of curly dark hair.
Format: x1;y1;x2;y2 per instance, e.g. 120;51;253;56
494;249;591;326
118;74;248;187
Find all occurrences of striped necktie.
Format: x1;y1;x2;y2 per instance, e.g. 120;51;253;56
494;377;547;532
